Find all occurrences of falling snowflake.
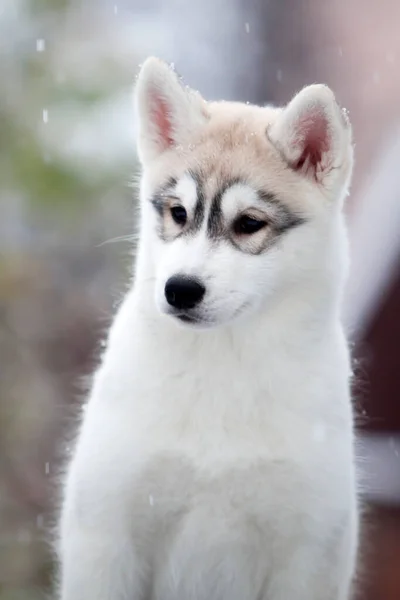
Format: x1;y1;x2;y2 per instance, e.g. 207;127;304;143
36;39;45;52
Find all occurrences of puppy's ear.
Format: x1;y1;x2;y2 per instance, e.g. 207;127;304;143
268;84;353;198
134;57;208;164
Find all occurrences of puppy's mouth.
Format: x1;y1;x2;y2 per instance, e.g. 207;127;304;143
168;310;213;329
177;314;198;324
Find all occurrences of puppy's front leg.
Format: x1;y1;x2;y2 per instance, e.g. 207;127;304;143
263;529;355;600
58;525;146;600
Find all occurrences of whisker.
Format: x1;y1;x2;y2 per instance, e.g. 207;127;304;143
96;235;136;248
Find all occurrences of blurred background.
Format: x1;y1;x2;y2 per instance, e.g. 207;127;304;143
0;0;399;598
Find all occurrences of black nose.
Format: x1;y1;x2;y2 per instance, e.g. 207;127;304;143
165;276;206;310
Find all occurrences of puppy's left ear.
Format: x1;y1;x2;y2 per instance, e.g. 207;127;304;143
268;84;353;199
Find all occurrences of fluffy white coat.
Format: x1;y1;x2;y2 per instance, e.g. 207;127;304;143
57;58;359;600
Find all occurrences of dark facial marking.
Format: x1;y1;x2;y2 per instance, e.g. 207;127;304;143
257;191;305;234
207;188;223;238
227;190;306;255
150;177;179;241
207;178;244;239
150;172;206;241
150;173;305;248
226;190;305;255
188;170;206;234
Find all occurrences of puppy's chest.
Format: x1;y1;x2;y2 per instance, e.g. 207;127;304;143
127;380;336;537
129;449;328;549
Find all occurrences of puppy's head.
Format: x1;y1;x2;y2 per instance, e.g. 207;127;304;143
134;58;353;329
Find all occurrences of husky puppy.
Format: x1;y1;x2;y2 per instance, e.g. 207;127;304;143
57;58;358;600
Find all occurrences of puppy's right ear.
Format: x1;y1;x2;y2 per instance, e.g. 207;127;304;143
134;58;208;164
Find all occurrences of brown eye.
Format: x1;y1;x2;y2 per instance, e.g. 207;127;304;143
170;205;187;226
234;215;267;235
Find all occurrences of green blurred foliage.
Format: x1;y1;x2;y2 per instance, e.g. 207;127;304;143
1;0;133;217
0;2;137;598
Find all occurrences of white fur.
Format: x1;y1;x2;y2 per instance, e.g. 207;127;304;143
57;58;359;600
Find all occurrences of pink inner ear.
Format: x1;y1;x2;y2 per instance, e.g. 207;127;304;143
149;90;174;150
293;109;330;172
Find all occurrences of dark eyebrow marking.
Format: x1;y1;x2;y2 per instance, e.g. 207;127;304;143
152;170;207;238
188;170;206;233
258;190;306;233
207;178;246;239
258;191;277;204
150;177;177;216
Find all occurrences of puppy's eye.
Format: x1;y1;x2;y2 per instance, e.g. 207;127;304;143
234;215;267;235
170;205;187;226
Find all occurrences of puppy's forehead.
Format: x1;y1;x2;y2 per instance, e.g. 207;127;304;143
220;183;259;217
174;171;253;208
175;173;198;207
